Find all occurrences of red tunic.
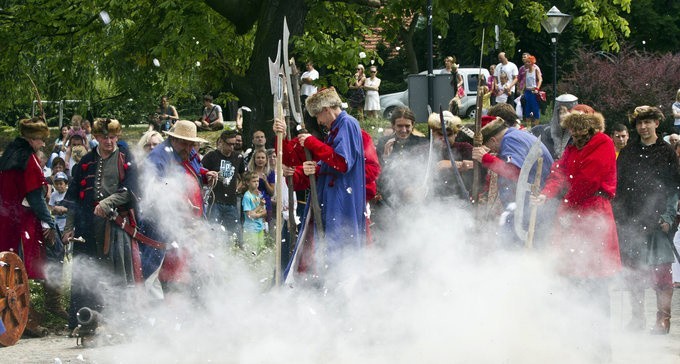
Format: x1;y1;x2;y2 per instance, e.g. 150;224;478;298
541;133;621;278
0;154;48;279
158;160;205;283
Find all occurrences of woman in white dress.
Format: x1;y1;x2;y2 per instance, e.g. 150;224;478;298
363;66;381;119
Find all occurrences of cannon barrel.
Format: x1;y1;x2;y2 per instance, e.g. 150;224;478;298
76;307;102;329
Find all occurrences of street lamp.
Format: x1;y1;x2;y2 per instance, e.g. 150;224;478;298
541;6;571;100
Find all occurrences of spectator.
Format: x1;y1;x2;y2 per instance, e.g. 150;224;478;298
494;52;519;105
614;106;680;334
444;56;464;110
241;171;267;254
608;123;629;158
495;72;512;105
48;172;69;233
137;130;164;155
672;89;680;133
243;129;267;166
82;119;97;149
195;94;224;131
201;130;245;246
156;95;179;132
63;131;87;175
48;125;70;167
247;148;273;225
521;55;543;127
488;64;497;106
364;65;381;119
348;64;366;121
300;61;319;129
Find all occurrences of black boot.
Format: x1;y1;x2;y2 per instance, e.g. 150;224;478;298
650;288;672;335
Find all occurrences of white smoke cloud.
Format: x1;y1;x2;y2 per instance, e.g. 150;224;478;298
64;151;678;364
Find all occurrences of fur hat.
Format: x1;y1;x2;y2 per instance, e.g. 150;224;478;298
92;118;122;136
481;118;507;144
629;105;664;126
427;111;463;134
305;87;342;117
560;112;604;133
18;117;50;140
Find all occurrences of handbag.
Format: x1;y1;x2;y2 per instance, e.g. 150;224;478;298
457;86;465;98
537;90;547;103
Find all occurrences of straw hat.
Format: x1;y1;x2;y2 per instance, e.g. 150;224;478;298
164;120;208;143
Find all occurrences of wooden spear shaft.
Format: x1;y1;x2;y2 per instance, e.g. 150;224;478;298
525;157;543;249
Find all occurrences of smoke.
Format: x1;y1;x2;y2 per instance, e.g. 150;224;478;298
70;151;677;364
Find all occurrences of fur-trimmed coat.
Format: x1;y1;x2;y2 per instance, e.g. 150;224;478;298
541;132;621;277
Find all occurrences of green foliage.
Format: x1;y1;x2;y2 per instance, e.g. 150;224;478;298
0;0;252;124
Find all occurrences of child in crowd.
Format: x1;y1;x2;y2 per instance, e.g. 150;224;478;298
247;148;273;226
496;72;512;104
242;171;267;253
48;172;69;233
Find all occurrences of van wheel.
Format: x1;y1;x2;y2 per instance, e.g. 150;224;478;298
466;107;476;120
383;106;397;120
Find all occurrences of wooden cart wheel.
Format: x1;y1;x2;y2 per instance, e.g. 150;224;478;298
0;251;30;347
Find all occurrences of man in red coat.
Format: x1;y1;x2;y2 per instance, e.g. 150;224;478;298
532;111;620;362
0;117;58;334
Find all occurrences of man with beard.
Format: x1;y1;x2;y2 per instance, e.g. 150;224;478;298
0;117;58;335
140;120;217;296
614;106;680;334
62;118;138;332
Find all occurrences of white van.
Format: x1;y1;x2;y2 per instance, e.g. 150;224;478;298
379;67;491;121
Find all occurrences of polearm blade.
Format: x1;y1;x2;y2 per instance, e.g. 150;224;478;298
274;70;285;286
268;39;283;286
514;136;544;242
282;17;301;125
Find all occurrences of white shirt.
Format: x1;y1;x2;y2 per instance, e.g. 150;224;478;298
495;62;519;85
300;69;319;96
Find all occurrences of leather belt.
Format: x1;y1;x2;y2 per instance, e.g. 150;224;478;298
112;215;166;250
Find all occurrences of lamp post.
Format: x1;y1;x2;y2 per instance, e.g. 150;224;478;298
541;6;571;100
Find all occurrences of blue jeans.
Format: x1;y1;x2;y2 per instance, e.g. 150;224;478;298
208;203;241;245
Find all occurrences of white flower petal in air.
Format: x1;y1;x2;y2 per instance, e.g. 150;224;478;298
359;52;366;59
153;58;160;67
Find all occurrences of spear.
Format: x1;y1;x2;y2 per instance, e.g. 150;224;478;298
471;28;485;209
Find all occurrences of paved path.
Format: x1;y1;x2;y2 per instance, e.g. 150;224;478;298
2;288;679;363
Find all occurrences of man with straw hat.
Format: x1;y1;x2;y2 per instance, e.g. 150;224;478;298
140;120;217;296
61;117;139;332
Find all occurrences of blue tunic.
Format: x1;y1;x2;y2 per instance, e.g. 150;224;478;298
286;111;366;278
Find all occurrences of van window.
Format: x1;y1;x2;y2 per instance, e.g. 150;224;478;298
467;74;480;93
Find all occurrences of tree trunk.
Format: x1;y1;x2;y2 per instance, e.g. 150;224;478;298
205;0;307;145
